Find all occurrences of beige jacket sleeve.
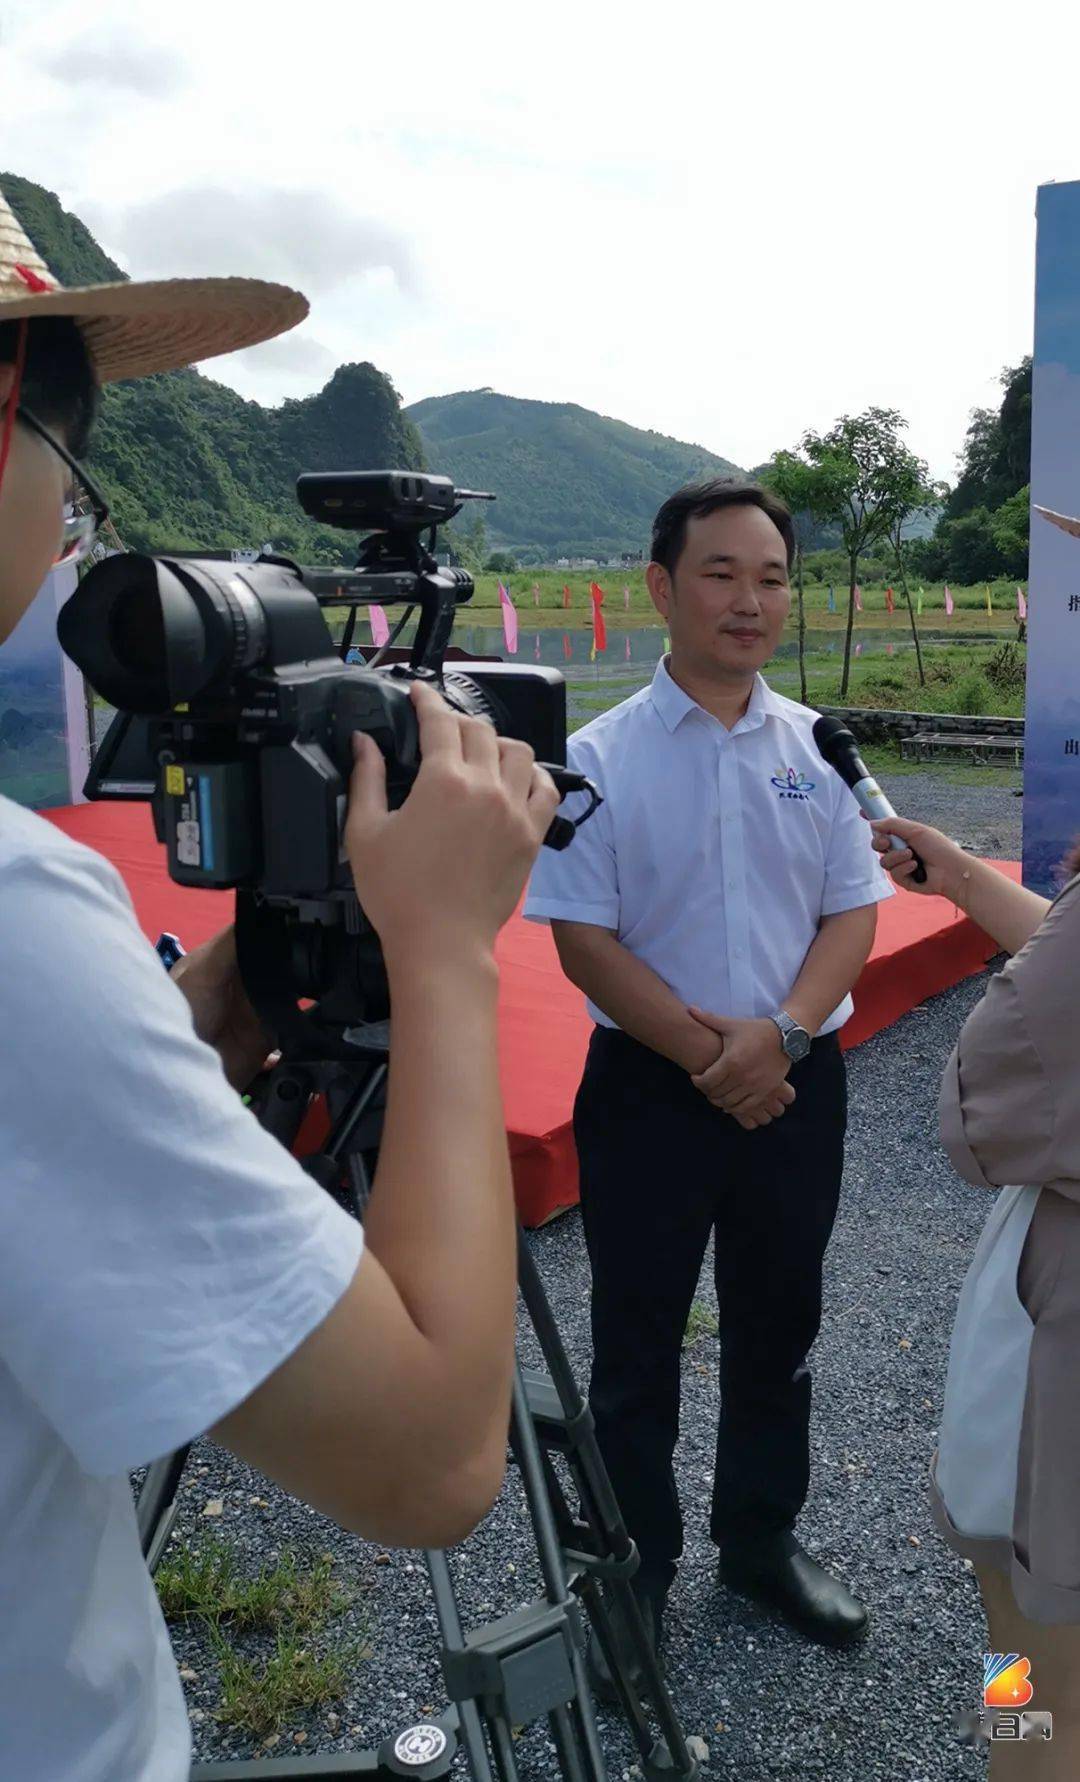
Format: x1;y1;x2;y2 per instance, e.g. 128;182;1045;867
939;875;1080;1198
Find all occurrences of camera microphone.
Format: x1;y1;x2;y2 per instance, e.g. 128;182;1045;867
812;715;927;885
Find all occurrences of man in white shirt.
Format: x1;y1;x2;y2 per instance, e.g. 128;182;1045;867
0;207;558;1780
525;479;891;1685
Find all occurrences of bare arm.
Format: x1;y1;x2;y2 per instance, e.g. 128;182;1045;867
213;687;560;1549
784;904;879;1035
213;950;516;1549
551;919;722;1075
870;818;1049;957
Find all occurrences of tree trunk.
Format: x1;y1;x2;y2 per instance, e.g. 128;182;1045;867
894;536;925;686
840;552;858;699
796;542;807;704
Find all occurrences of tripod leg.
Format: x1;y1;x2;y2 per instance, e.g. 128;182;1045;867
138;1445;191;1570
516;1234;698;1782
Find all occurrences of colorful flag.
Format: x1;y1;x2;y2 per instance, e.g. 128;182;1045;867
562;632;572;660
827;584;836;613
1017;586;1028;621
986;585;993;615
534;632;541;661
498;582;518;654
562;583;571;609
625;633;631;662
917;587;924;615
854;584;863;612
589;581;608;652
855;641;863;656
369;604;390;648
944;584;954;616
589;638;597;663
624;584;631;611
532;581;541;607
885;586;895;615
886;642;895;657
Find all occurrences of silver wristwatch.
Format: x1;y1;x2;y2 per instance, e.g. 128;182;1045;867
770;1010;811;1063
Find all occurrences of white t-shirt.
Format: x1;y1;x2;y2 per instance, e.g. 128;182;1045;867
0;796;366;1781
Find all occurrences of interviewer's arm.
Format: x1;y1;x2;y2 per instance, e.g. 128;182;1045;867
214;686;559;1548
871;817;1049;956
551;919;723;1075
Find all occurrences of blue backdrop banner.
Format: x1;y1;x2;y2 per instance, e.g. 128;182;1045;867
1025;180;1080;891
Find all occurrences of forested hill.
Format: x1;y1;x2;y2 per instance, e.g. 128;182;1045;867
408;388;743;560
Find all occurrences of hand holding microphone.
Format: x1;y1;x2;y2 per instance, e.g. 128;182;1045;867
866;816;972;900
812;716;928;885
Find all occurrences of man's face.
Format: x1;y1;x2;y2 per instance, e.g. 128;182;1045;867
0;374;69;646
646;502;792;680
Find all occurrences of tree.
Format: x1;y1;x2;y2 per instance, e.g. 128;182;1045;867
883;463;946;687
798;409;928;698
761;452;848;704
990;485;1030;579
484;550;518;574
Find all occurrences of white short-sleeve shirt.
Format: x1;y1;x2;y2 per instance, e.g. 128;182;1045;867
525;660;892;1035
0;796;366;1781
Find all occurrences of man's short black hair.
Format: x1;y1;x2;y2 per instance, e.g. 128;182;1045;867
651;477;795;576
0;315;99;459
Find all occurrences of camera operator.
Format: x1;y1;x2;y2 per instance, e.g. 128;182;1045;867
0;202;558;1781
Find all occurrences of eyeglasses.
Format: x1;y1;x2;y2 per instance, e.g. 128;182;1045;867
17;405;110;568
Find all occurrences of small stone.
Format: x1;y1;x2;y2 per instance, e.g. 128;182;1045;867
326;1713;341;1733
715;1720;727;1733
249;1495;270;1508
898;1337;912;1350
263;1733;281;1750
179;1667;198;1683
686;1736;710;1763
908;1534;921;1548
293;1730;308;1745
202;1499;224;1518
375;1553;391;1566
189;1709;205;1725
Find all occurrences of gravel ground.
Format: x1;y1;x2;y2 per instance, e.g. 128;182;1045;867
881;771;1022;862
161;785;1022;1776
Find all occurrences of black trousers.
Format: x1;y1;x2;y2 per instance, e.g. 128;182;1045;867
573;1025;846;1593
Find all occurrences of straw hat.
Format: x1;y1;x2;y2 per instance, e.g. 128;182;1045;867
0;189;308;383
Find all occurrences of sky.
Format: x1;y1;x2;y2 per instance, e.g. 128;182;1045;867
2;0;1075;482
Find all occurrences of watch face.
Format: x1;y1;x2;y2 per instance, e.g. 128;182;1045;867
786;1026;811;1062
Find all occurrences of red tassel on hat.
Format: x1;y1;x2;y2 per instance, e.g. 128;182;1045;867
13;264;53;293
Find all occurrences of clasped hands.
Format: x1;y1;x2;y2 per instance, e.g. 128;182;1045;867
686;1009;794;1132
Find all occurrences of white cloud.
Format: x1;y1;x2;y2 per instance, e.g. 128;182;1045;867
3;0;1076;476
34;35;190;96
82;187;414;295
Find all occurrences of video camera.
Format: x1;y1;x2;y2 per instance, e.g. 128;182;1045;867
58;471;598;1056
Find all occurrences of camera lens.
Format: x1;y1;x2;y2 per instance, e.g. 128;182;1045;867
108;583;166;677
58;553;275;712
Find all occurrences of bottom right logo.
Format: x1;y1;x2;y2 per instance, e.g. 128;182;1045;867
976;1654;1053;1743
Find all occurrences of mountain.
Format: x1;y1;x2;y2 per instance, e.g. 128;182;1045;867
407;388;743;560
1;174;424;561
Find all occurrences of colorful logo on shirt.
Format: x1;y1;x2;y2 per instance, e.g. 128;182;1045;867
984;1654;1035;1709
770;765;816;801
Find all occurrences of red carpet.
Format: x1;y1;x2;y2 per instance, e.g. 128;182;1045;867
45;802;1020;1228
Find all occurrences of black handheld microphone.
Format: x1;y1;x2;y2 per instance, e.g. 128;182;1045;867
812;715;927;885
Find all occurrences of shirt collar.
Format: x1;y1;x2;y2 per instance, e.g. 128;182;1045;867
648;657;793;735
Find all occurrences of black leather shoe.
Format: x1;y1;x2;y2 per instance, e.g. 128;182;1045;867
585;1583;666;1705
718;1533;869;1648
